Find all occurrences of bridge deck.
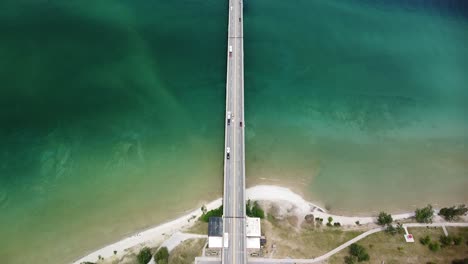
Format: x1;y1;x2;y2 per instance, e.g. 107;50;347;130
222;0;246;264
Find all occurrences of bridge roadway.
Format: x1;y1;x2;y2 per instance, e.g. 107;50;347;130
222;0;246;264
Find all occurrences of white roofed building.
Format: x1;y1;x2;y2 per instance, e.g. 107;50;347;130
207;217;262;249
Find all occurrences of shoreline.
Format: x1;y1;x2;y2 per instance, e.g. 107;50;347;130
71;184;463;264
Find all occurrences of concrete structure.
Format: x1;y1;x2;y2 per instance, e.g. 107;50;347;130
208;217;224;248
246;217;261;249
209;217;261;250
221;0;246;263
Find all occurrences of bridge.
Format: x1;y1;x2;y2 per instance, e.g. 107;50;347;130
222;0;246;264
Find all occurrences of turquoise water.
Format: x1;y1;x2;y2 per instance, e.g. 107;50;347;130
1;0;468;263
245;0;468;213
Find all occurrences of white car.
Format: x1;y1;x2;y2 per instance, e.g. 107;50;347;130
227;111;232;125
226;147;231;159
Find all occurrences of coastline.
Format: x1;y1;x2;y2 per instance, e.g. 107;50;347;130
72;185;462;264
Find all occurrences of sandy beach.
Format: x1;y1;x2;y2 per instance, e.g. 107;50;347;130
72;185;460;264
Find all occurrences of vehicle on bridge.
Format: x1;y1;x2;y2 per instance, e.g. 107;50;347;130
229;45;232;57
223;232;229;248
227;111;231;125
226;147;230;159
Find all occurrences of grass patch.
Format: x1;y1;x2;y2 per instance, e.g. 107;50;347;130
168;238;206;264
328;227;468;264
183;220;208;235
262;213;362;259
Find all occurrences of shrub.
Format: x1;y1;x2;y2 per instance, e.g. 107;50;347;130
385;225;397;235
113;250;117;255
428;242;440;252
377;212;393;226
137;247;152;264
420;235;431;245
200;205;223;222
395;223;405;234
415;205;434;223
355;221;360;226
440;235;453;247
246;200;265;218
326;222;332;227
154;247;169;264
328;216;333;223
439;205;467;221
349;243;369;262
344;255;357;264
454;236;463;245
251;201;265;218
452;258;468;264
358;253;370;262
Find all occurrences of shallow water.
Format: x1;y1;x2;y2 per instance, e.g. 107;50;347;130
1;0;468;263
245;0;468;213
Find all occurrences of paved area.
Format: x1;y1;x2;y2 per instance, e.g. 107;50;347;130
222;0;246;264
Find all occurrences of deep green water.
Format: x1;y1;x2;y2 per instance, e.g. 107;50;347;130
0;1;227;263
1;0;467;263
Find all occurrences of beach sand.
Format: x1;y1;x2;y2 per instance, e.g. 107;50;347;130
72;185;463;264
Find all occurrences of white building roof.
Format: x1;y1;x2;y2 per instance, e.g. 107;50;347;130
208;237;223;248
247;237;260;249
209;217;261;249
246;217;261;237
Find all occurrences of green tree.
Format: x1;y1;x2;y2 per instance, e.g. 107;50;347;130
328;216;333;223
377;212;393;226
439;205;468;221
251;201;265;218
200;205;223;222
349;243;370;262
246;200;265;218
137;247;152;264
440;235;454;247
415;205;434;223
154;247;169;264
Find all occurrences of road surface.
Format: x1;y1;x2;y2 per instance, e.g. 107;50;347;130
222;0;246;264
